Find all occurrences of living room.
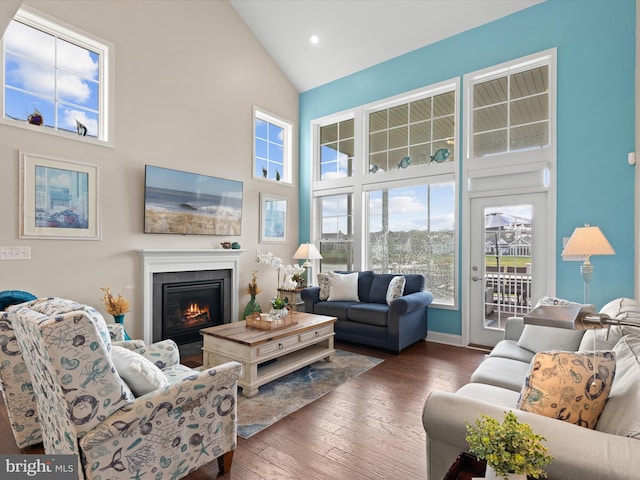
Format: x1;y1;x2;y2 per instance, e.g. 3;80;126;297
0;0;637;479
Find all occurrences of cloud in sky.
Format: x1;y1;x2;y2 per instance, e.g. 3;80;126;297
60;108;98;137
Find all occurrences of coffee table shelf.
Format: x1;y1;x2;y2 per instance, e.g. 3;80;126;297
201;313;336;397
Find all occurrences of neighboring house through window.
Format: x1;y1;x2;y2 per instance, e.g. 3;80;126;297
1;5;113;145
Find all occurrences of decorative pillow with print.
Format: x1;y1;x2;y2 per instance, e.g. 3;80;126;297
386;276;406;305
518;350;616;429
317;273;330;301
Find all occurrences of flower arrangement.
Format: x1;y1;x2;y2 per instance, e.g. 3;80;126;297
465;411;553;479
100;287;130;316
247;270;261;296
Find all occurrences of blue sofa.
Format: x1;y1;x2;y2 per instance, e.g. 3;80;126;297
301;271;433;353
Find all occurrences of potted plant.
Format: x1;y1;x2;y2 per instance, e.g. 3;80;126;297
465;411;553;480
270;296;289;319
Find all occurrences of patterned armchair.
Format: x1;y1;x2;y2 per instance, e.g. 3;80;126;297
7;297;240;479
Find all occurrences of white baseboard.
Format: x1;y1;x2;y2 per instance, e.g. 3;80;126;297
425;331;464;347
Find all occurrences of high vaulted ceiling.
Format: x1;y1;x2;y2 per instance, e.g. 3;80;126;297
229;0;544;92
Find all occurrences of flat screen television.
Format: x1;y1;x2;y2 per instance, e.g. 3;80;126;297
144;165;243;235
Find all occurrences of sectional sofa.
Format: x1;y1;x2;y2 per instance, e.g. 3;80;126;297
422;297;640;480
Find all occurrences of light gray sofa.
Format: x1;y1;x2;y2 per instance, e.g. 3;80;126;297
422;297;640;480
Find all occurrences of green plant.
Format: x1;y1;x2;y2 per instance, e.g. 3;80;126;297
465;411;553;479
270;297;289;309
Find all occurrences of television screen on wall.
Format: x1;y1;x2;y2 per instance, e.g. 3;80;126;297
144;165;243;235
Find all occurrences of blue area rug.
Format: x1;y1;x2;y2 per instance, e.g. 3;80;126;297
237;349;383;438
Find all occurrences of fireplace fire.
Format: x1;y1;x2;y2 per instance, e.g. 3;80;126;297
152;269;232;354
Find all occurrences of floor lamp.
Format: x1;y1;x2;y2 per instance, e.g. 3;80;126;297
561;224;615;304
293;243;322;286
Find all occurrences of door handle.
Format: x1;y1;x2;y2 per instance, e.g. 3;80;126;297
472;276;480;282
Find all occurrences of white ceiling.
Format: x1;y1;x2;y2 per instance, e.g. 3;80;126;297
229;0;544;92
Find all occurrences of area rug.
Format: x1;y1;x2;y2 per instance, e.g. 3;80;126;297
237;349;383;438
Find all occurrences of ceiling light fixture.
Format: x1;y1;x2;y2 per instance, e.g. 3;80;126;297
310;35;319;45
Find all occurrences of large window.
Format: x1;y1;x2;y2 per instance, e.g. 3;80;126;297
2;6;112;143
317;193;354;271
367;182;455;304
253;107;293;184
312;80;458;306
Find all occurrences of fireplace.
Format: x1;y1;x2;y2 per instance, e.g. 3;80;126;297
152;269;231;353
138;249;243;349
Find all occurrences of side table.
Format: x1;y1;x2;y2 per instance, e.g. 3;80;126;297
277;287;305;311
443;453;485;480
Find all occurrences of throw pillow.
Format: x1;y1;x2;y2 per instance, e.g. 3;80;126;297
386;276;406;305
327;272;359;302
111;345;169;397
595;334;640;438
317;273;330;301
518;350;616;429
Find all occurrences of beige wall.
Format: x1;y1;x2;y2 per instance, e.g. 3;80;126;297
0;0;300;339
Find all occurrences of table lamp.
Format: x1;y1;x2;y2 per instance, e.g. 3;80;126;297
561;224;614;303
293;243;322;286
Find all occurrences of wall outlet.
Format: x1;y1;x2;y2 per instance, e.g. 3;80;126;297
0;246;31;260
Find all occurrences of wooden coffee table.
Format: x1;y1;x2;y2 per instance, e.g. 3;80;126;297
201;312;336;397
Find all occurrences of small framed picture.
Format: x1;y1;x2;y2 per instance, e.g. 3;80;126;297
20;151;100;240
259;193;287;243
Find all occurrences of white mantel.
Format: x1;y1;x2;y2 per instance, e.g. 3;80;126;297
137;249;244;344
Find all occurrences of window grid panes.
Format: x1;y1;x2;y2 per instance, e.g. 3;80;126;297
254;108;293;184
319;119;354;180
318;193;354;272
368;91;455;173
368;182;455;305
3;17;103;139
472;65;549;157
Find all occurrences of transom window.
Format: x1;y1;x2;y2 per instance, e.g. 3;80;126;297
472;65;549;158
253;107;293;184
319;118;354;180
2;6;112;143
368;91;455;173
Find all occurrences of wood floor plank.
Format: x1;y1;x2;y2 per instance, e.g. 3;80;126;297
0;339;485;479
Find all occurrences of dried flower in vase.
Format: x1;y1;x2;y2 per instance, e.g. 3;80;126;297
248;270;261;296
100;287;130;316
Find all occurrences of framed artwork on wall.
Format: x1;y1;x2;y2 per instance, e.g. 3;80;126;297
260;193;287;243
19;151;100;240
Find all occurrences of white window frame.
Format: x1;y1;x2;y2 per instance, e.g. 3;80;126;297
253;106;294;185
0;5;115;146
311;78;460;308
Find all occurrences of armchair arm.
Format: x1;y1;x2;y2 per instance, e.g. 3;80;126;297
80;361;242;453
389;291;434;316
132;339;181;368
422;391;640;480
112;339;146;350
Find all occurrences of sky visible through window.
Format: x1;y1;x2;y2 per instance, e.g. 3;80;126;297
4;19;100;137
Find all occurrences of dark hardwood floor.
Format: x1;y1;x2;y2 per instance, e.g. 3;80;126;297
0;340;486;479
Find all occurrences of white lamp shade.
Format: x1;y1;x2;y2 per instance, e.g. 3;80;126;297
561;225;615;258
293;243;322;260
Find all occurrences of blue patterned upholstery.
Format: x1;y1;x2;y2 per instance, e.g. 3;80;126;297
7;297;240;479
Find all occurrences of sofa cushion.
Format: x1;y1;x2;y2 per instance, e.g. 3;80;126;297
327;272;360;301
369;274;395;304
456;382;520;408
489;339;536;363
595;334;640;438
314;301;359;320
518;350;616;429
470;356;532;391
347;303;388;327
111;345;169;396
0;290;37;310
517;325;585;353
386;276;405;305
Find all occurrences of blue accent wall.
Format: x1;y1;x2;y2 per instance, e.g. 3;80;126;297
299;0;636;336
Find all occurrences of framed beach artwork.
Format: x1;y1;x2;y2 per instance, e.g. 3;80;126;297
260;193;287;243
20;152;100;239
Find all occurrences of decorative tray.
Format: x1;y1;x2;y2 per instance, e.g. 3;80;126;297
246;309;298;331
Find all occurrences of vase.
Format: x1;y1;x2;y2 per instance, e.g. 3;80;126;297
485;465;527;480
113;314;131;341
243;295;262;319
